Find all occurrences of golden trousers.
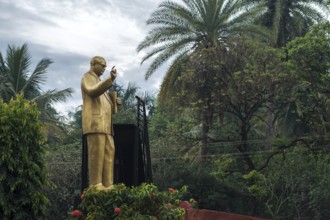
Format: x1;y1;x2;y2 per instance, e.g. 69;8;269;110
87;133;115;187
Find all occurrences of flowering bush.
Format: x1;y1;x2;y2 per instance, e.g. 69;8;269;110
70;183;197;220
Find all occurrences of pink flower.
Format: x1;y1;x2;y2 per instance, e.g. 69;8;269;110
114;207;121;214
153;217;158;220
167;203;172;209
70;210;83;218
168;188;175;193
80;194;84;200
179;200;192;210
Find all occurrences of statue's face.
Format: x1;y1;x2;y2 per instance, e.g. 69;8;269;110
93;59;107;76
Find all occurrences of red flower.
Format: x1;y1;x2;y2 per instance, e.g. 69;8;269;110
179;200;192;210
168;188;175;193
70;210;83;218
114;207;121;214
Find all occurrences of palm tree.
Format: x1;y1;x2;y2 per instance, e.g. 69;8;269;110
110;82;155;124
248;0;330;47
0;44;73;123
137;0;268;80
137;0;269;163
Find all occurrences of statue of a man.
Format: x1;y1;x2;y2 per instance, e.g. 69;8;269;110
81;56;120;190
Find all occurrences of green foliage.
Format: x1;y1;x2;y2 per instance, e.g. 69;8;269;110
152;159;255;215
45;106;83;220
249;0;330;47
260;150;330;219
287;22;330;85
171;36;293;166
242;170;267;199
148;106;207;170
137;0;268;79
112;82;155;124
0;94;53;219
0;44;73;118
283;22;330;138
0;43;73;143
45;143;81;220
77;183;191;220
148;27;330;218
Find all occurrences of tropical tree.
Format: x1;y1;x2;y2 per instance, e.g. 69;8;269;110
0;95;54;219
0;44;73;130
111;82;155;124
242;149;330;219
176;36;293;165
248;0;330;47
278;22;330;142
137;0;268;80
137;0;268;162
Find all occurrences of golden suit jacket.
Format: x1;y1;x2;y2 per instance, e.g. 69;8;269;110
81;71;116;135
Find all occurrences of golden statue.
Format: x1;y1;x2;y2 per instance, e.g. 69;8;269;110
81;56;121;190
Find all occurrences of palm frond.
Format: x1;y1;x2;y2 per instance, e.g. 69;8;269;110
138;0;270;79
32;88;73;105
23;58;53;99
257;0;330;47
122;82;140;108
0;52;6;74
6;44;31;95
145;39;194;79
158;53;189;106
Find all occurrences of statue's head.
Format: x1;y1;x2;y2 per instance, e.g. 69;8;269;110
90;56;107;76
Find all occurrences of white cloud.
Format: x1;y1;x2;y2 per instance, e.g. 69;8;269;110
0;0;184;114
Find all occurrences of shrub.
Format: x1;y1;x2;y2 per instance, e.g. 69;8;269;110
45;143;81;220
0;95;52;219
74;183;196;220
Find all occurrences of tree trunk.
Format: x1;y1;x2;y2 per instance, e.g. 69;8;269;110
201;111;209;164
238;122;256;171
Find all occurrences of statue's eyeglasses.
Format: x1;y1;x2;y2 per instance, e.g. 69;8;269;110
98;63;107;68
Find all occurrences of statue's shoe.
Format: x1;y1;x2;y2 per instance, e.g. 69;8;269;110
92;184;106;191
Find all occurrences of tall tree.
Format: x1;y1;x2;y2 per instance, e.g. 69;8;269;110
177;37;292;167
249;0;330;47
0;44;73;123
280;22;330;141
0;95;53;219
137;0;268;163
137;0;267;80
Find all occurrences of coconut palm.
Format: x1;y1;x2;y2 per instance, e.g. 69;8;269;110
137;0;268;80
0;44;73;122
248;0;330;47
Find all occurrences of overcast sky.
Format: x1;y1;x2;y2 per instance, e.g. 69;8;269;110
0;0;181;114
